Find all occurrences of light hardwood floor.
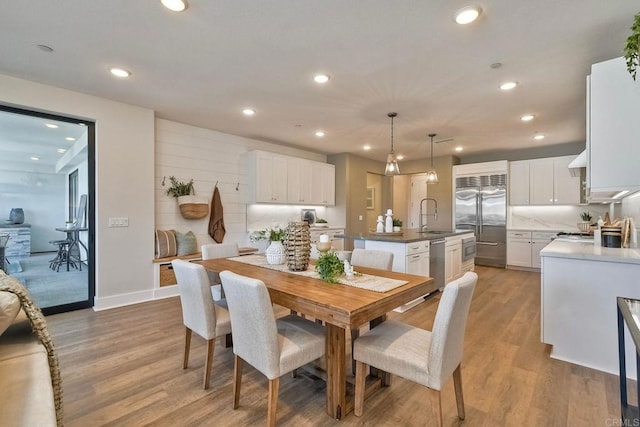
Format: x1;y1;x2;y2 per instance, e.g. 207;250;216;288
47;266;627;426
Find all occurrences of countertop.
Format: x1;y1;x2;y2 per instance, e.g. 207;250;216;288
336;229;473;243
0;223;31;228
540;240;640;265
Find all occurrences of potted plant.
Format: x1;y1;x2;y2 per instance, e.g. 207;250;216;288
624;12;640;81
250;224;286;265
578;212;592;233
315;218;329;228
315;252;345;283
392;218;403;232
166;176;208;219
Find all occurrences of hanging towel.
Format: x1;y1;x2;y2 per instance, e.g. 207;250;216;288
208;186;226;243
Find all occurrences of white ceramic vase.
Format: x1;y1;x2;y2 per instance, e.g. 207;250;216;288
265;240;286;265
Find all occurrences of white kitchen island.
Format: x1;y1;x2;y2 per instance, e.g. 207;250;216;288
541;240;640;378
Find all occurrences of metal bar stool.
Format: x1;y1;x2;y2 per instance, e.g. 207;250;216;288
49;239;77;272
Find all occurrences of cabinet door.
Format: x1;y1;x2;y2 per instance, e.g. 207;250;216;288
254;152;288;203
507;238;532;267
553;156;581;204
312;162;335;206
531;242;548;269
406;252;429;277
509;161;530;205
590;57;640;192
530;159;554;205
288;158;313;204
445;244;462;283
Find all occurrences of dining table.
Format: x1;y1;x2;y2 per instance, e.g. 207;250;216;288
196;256;435;420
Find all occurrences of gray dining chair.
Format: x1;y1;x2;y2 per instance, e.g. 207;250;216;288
353;272;477;426
172;259;232;390
220;270;325;427
201;243;239;300
350;248;394;271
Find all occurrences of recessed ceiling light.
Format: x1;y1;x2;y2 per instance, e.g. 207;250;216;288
314;74;330;84
45;123;58;129
161;0;187;12
455;5;482;24
534;134;545;140
396;155;404;160
110;67;131;78
57;149;66;154
30;156;39;161
500;81;518;90
65;137;76;141
521;114;535;121
455;146;464;152
242;108;256;116
363;145;371;150
315;130;326;137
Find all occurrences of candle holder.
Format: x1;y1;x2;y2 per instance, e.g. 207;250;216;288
316;241;332;254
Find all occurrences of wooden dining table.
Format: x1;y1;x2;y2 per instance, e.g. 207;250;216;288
197;256;435;420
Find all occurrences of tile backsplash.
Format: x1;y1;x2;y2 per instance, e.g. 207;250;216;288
508;205;612;231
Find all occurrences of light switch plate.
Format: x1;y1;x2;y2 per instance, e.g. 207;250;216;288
108;217;129;227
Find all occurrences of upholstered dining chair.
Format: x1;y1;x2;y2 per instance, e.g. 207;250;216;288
353;271;478;426
348;248;394;372
172;259;232;390
350;248;394;271
220;270;325;427
201;243;239;300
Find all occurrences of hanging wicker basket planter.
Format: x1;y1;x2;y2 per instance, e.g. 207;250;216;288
178;195;209;219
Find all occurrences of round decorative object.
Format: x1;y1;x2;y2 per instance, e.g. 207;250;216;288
9;208;24;224
284;221;311;271
265;240;286;265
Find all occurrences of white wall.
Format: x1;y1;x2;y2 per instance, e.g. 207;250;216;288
622;193;640;226
0;73;155;310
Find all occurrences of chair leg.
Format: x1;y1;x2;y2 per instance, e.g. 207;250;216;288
233;355;243;409
203;338;215;390
183;328;192;369
453;364;465;420
267;377;280;427
429;389;443;427
354;360;367;417
351;328;359;375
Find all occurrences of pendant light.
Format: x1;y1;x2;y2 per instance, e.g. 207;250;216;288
384;112;400;175
426;133;439;184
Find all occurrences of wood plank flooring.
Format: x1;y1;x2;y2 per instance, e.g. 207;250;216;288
47;266;627;426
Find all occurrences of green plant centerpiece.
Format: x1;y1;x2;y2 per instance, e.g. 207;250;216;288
165;176;194;198
392;218;403;227
315;252;345;283
624;12;640;81
316;218;328;224
250;224;286;242
580;212;592;222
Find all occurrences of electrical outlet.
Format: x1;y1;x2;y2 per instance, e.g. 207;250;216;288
358;215;363;221
108;217;129;227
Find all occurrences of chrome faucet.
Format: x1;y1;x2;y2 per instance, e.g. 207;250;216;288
419;198;438;231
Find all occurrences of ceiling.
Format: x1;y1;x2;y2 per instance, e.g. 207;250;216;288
0;1;637;164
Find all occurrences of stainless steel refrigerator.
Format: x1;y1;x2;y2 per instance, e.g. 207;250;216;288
455;174;506;267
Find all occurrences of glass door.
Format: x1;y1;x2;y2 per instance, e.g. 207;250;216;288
0;105;94;315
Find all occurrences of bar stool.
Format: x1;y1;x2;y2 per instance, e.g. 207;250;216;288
49;239;76;272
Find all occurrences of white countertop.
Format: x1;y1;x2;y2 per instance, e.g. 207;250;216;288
540;240;640;265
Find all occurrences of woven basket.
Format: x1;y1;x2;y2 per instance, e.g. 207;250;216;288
178;196;209;219
284;221;311;271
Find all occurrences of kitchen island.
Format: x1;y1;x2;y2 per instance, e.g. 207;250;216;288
337;229;474;311
540;240;640;378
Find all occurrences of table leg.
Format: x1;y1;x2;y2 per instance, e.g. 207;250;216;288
325;323;346;420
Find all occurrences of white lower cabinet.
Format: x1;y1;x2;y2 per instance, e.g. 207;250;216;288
445;237;462;284
507;230;556;269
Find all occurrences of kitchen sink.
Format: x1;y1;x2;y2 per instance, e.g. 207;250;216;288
418;230;449;234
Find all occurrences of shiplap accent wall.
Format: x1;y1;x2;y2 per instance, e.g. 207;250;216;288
155;119;326;249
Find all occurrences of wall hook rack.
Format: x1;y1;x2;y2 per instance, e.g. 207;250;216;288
236;182;240;191
161;176;166;186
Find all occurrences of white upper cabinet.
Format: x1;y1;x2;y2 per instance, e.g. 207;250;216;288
589;57;640;194
509;161;530;205
248;150;335;205
509;155;580;206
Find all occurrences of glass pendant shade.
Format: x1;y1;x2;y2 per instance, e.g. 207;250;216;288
385;153;400;175
425;169;439;184
384;112;400;176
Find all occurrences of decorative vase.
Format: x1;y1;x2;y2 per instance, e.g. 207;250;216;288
9;208;24;224
393;226;401;232
265;240;286;265
284;221;311;271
